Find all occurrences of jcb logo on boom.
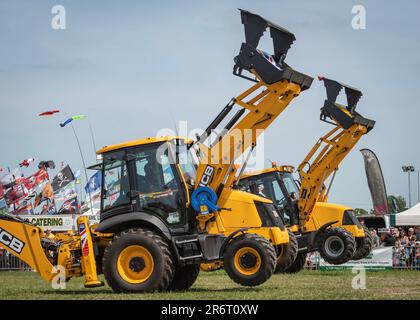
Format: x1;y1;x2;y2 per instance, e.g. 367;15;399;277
199;166;214;187
0;228;25;254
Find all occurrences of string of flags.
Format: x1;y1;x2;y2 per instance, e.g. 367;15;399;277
0;110;96;215
0;159;102;216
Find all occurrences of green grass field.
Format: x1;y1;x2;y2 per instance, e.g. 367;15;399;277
0;269;419;300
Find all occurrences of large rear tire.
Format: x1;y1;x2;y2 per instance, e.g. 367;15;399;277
168;264;200;291
102;228;174;293
275;231;298;273
352;226;373;260
224;233;276;287
317;227;355;265
284;252;307;273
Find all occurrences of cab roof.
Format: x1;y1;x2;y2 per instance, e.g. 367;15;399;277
96;136;192;155
240;165;295;179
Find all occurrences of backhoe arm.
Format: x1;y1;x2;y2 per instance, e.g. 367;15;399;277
0;214;55;282
297;77;375;224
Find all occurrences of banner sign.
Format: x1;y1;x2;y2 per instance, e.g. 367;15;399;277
320;247;393;270
19;214;74;231
360;149;389;215
86;214;101;226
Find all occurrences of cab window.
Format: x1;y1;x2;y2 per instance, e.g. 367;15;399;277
281;173;299;198
133;143;185;226
102;151;130;210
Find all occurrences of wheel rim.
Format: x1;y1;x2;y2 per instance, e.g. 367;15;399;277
324;236;345;258
117;245;154;284
233;247;261;276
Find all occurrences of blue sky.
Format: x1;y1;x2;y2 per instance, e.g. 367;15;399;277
1;0;420;209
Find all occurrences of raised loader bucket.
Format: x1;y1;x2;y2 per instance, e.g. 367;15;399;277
318;76;375;132
233;9;313;90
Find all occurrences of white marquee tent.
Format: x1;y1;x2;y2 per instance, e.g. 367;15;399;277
394;203;420;226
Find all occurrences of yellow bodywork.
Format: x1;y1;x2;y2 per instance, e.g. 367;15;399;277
0;219;56;282
204;189;289;246
305;202;364;237
192;71;303;246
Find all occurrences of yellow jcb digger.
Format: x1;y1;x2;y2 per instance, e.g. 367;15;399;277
0;10;312;292
236;77;375;272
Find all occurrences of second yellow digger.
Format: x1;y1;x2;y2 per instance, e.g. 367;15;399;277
237;77;375;272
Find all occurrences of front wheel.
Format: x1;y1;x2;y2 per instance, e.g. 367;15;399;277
317;227;355;265
352;226;373;260
275;231;298;273
102;228;175;293
224;233;276;287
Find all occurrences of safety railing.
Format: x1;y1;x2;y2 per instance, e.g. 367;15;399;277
0;249;32;271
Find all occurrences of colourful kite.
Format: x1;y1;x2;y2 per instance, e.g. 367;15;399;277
19;158;35;168
39;109;60;116
59;115;86;127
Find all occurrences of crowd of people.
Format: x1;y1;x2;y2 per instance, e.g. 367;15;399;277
371;226;420;268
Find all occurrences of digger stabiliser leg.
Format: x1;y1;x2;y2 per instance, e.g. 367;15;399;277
77;216;104;288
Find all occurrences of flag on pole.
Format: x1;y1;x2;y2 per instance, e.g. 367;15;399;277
54;181;77;202
58;197;78;214
51;165;75;191
85;171;102;193
59;115;86;127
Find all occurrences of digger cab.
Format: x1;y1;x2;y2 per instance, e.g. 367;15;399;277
237;166;300;226
93;136;197;235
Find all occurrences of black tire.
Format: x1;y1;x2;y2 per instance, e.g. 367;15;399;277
224;233;276;287
275;231;298;273
317;227;356;265
168;264;200;291
284;252;307;274
352;226;373;260
102;228;174;293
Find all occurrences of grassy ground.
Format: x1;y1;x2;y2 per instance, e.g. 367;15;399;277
0;269;419;300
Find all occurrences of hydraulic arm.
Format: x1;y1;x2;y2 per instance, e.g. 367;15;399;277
191;9;312;207
297;77;375;224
